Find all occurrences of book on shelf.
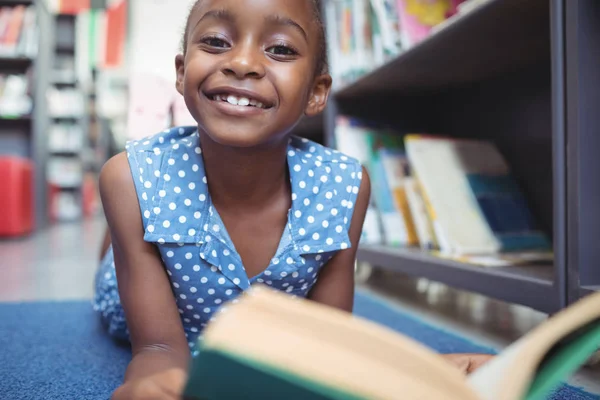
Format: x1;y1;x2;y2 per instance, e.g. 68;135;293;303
325;0;402;89
431;0;494;35
0;73;31;118
396;0;465;48
334;116;417;247
333;116;552;265
47;87;84;118
405;134;551;256
0;5;37;59
404;176;438;250
52;54;78;83
373;146;418;247
184;285;600;400
323;0;482;87
47;157;83;188
48;123;84;153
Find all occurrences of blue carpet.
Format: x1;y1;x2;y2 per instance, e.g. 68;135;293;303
0;291;597;400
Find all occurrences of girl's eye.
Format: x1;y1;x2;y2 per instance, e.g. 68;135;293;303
267;45;298;56
202;37;229;48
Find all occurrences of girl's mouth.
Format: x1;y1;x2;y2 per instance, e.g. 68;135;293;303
208;94;268;109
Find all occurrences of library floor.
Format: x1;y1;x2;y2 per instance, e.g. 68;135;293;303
1;216;599;396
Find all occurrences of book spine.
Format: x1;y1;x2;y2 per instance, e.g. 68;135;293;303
405;176;437;250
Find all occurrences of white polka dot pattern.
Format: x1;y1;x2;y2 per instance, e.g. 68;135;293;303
93;126;363;354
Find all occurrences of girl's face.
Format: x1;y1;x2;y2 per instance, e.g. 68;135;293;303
176;0;331;148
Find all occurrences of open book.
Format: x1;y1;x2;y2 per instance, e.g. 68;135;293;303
183;286;600;400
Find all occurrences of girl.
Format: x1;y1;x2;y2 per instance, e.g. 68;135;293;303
94;0;492;398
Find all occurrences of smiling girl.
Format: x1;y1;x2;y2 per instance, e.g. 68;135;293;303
94;1;491;398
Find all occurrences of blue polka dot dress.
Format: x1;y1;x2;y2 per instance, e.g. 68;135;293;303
93;126;363;354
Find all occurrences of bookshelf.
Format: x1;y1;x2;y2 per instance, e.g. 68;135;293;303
0;0;52;230
564;0;600;306
0;0;33;5
0;55;32;69
47;13;87;222
310;0;587;314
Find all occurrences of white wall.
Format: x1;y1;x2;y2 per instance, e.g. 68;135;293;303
128;0;195;82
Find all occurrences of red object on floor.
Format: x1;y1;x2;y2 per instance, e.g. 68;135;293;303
0;157;34;237
82;174;98;217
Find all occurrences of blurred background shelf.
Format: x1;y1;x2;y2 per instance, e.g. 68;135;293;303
49;150;80;157
0;56;33;71
0;0;34;5
0;0;53;231
0;116;31;125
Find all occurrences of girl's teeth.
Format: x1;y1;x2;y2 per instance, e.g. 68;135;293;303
213;94;266;108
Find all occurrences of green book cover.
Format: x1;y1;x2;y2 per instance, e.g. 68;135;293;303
183;348;364;400
526;320;600;400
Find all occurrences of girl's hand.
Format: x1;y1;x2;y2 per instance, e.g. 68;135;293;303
442;353;494;374
112;368;188;400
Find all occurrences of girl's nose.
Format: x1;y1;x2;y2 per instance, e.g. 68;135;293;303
221;39;266;80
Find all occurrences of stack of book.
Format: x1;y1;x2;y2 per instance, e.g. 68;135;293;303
0;4;38;58
0;73;31;118
334;116;553;267
48;123;84;153
48;87;85;119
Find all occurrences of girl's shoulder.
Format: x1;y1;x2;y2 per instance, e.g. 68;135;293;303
124;125;203;202
287;135;364;195
285;135;365;253
288;135;361;167
122;126;206;243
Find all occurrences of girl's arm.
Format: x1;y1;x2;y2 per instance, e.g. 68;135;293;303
307;166;371;312
99;153;190;384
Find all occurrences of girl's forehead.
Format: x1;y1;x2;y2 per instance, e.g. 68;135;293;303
190;0;316;28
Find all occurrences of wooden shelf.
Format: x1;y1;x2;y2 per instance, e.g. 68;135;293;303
50;150;80;157
55;46;75;55
51;116;80;121
0;116;32;125
52;80;77;88
56;185;81;191
0;0;34;5
357;245;556;313
0;57;33;71
335;0;549;99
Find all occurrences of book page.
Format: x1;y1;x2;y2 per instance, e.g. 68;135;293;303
466;340;529;400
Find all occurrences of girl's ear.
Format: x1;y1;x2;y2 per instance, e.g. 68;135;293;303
305;73;333;117
175;54;185;95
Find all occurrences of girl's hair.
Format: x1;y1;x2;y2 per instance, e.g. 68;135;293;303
180;0;328;75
